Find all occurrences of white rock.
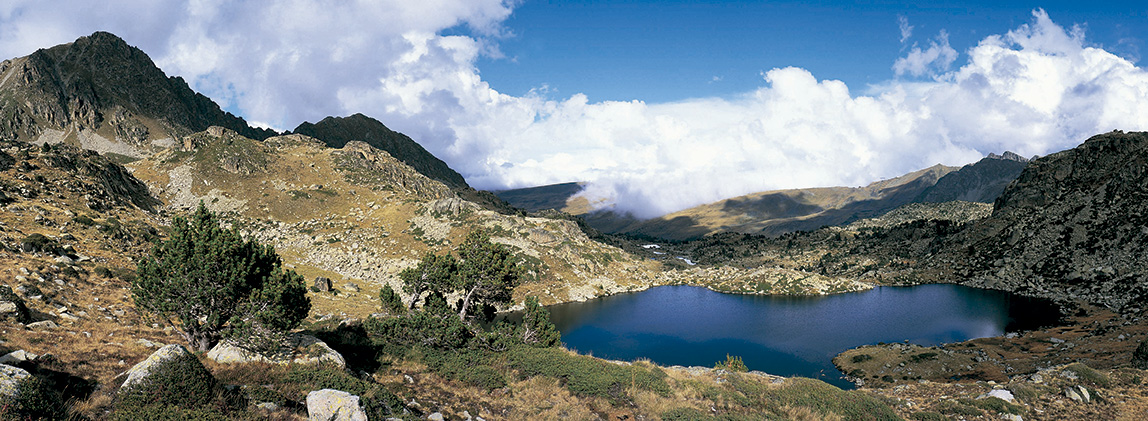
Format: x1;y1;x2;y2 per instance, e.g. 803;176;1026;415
27;320;58;329
987;389;1016;403
306;389;368;421
0;350;37;365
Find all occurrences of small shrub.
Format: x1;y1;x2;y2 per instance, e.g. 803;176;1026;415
661;407;710;420
378;285;405;315
280;365;404;418
910;411;949;421
109;404;231;421
0;376;66;420
116;351;221;410
507;346;670;403
1064;362;1111;387
960;397;1023;415
755;378;900;421
851;354;873;364
935;400;982;417
19;233;57;253
1009;383;1041;403
72;214;96;225
715;354;749;372
908;352;938;363
1133;340;1148;369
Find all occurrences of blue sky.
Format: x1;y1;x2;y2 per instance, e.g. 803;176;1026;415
1;1;1148;217
476;1;1146;102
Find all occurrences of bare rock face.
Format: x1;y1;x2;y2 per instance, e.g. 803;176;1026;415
947;131;1148;310
306;389;368;421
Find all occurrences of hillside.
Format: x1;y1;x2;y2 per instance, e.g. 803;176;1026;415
916;151;1031;203
293;113;468;189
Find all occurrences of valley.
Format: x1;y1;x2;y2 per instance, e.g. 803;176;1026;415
0;32;1144;420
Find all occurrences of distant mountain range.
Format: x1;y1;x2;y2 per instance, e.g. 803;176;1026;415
497;153;1032;240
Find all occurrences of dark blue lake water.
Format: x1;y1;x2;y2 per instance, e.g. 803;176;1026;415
544;284;1060;389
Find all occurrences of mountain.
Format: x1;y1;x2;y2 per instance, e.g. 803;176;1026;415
292;114;468;188
915;151;1031;203
599;164;958;241
0;32;274;155
943;131;1148;309
493;181;585;213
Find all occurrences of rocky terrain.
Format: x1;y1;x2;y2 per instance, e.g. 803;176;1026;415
0;31;1146;420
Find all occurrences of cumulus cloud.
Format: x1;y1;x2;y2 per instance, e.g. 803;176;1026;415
1;6;1147;219
894;29;958;78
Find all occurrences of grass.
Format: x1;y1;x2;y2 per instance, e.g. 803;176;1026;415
506;346;671;403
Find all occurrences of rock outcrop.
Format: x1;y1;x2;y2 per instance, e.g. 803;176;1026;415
119;344;218;407
946;131;1148;310
306;389;369;421
207;334;346;368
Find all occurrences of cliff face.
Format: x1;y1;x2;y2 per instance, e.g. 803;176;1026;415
948;131;1148;310
0;32;273;145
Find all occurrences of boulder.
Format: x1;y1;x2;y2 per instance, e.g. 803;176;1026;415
207;334;345;368
313;277;333;292
0;285;31;323
986;389;1015;403
306;389;368;421
0;350;37;365
119;344;217;408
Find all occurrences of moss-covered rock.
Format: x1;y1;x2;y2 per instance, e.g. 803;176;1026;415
117;344;219;409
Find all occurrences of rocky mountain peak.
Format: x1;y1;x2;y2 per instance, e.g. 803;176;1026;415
986;151;1033;163
292;113;468;189
0;31;275;147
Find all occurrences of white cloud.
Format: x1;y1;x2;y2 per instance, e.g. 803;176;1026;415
1;6;1147;219
898;15;914;44
894;29;958;78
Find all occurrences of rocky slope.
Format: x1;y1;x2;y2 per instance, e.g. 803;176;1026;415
942;131;1148;311
0;32;273;157
916;151;1031;203
292;113;467;189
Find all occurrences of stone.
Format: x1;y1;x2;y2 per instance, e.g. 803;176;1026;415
987;389;1015;403
344;282;360;293
0;364;32;400
121;344;204;390
1065;387;1083;403
27;320;58;329
306;389;368;421
313;277;333;292
0;350;37;365
1002;414;1023;421
428;412;445;421
1077;385;1090;403
0;302;17;314
53;255;73;264
256;401;280;411
207;334;345;368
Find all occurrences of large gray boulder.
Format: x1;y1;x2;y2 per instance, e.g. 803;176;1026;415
306;388;368;421
207;334;345;368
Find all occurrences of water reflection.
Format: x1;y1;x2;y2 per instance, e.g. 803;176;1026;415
542;284;1059;389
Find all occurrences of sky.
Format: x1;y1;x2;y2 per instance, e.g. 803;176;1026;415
1;1;1147;218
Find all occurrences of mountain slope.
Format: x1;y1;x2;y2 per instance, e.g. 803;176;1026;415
916;151;1030;203
603;164;957;240
945;131;1148;309
0;32;274;155
292;114;467;188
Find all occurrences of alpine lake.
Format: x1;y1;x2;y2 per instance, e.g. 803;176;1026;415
534;284;1061;389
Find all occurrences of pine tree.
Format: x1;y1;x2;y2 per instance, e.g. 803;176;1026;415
133;203;310;351
519;296;561;347
454;230;520;321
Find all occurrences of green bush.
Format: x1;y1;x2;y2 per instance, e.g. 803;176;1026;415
754;378;900;421
72;214;96;226
1008;383;1042;403
661;407;710;420
419;348;507;390
935;400;981;417
507;346;670;403
116;351;222;410
379;284;406;315
715;355;749;372
1064;362;1111;387
280;365;404;418
110;404;232;421
851;354;873;364
908;352;938;363
1133;340;1148;369
19;233;57;253
365;294;473;349
909;411;950;421
518;296;561;348
959;397;1023;415
0;376;66;420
